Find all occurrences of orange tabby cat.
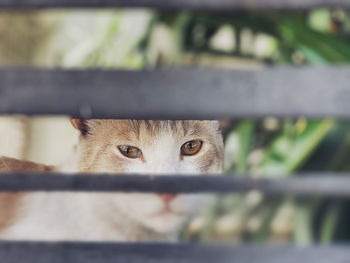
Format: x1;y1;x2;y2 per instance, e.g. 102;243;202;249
0;119;223;241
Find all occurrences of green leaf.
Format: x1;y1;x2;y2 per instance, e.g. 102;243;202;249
298;45;329;65
257;120;334;176
279;19;350;62
236;120;255;174
320;202;341;244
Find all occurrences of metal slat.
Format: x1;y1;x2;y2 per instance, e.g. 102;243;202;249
0;173;350;197
1;242;350;263
0;0;349;10
0;67;350;119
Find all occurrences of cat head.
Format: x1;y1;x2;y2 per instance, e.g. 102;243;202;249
71;119;223;236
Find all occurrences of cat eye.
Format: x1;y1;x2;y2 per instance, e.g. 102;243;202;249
117;145;142;159
181;140;203;156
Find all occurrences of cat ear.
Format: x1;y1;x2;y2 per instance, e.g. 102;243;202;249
218;119;231;133
70;118;91;136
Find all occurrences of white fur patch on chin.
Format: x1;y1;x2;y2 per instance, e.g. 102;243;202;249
146;194;211;233
109;193;181;233
142;212;185;234
109;192;208;234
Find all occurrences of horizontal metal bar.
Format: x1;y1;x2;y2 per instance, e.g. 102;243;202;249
0;0;349;10
1;67;350;119
1;173;350;197
1;241;350;263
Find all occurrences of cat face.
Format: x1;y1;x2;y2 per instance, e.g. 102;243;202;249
72;120;223;235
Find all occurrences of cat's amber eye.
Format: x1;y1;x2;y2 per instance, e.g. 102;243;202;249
117;145;142;159
181;140;203;156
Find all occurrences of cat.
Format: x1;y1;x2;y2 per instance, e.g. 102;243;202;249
0;119;223;241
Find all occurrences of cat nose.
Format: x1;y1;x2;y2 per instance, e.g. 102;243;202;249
158;194;177;204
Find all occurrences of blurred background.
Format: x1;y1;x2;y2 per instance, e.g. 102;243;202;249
0;8;350;245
